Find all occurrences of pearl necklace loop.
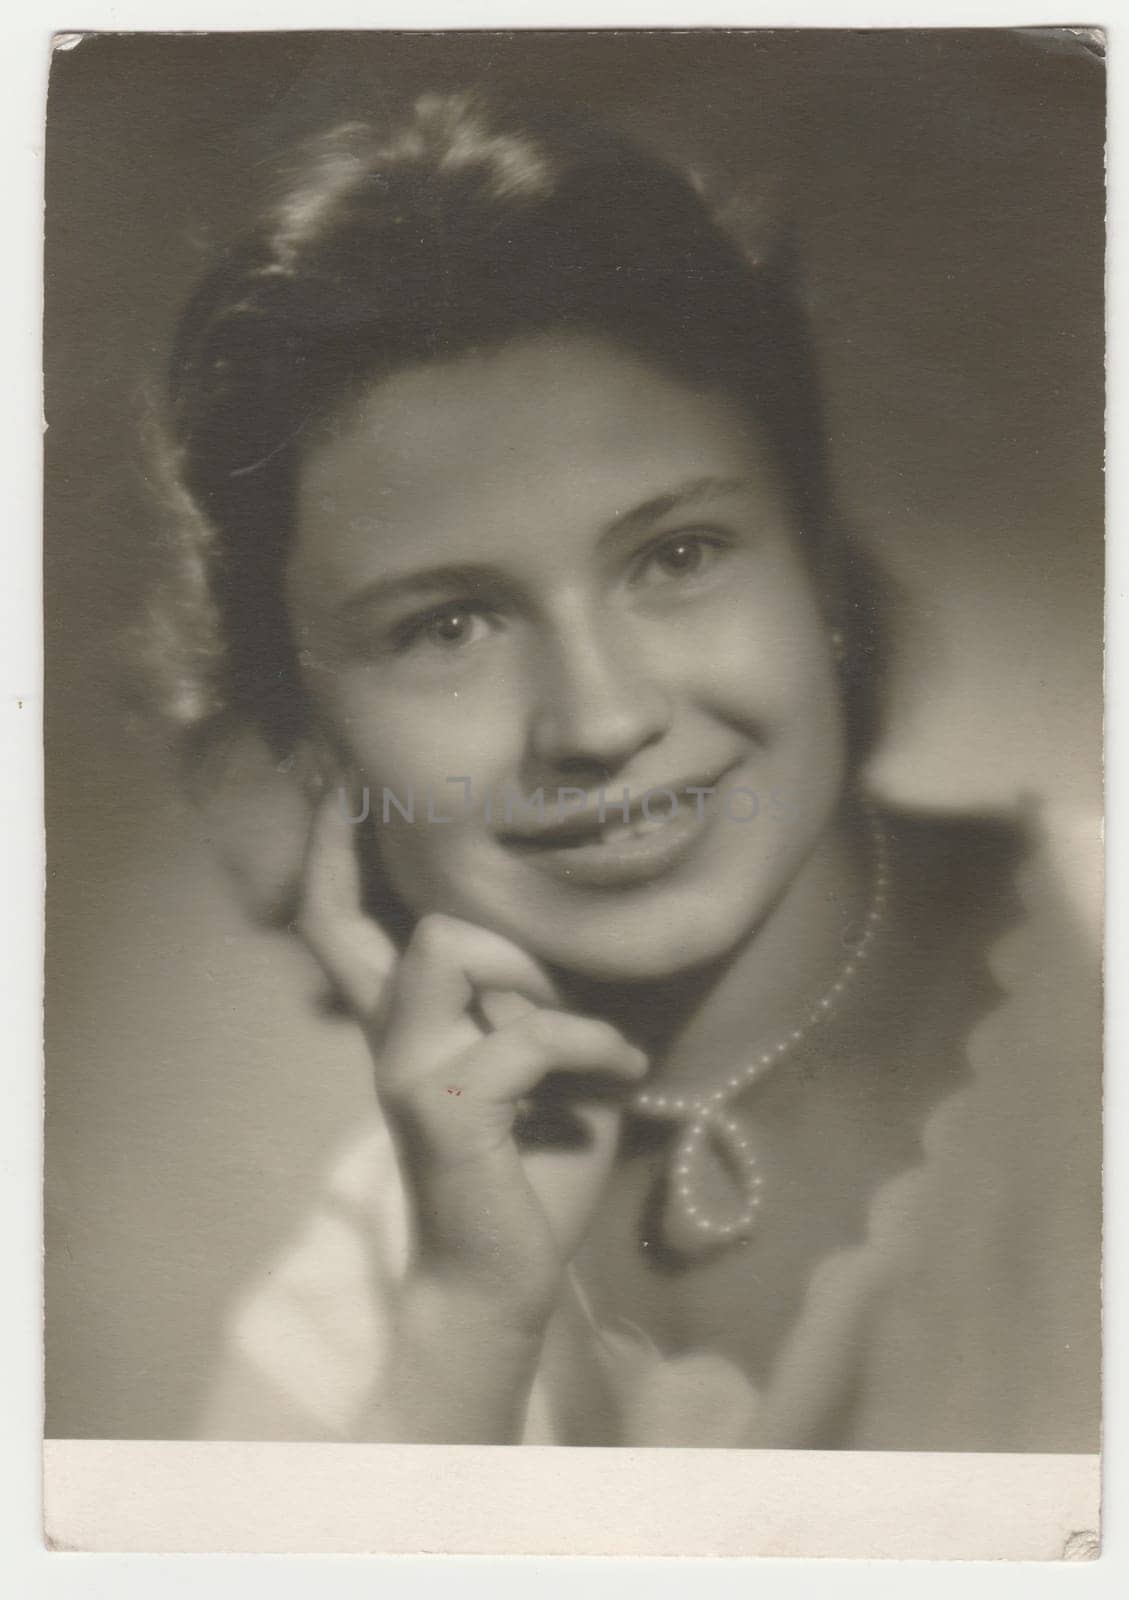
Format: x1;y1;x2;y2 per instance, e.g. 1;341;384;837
629;803;891;1247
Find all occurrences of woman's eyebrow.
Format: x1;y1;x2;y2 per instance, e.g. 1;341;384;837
600;476;753;541
335;563;511;620
332;478;752;619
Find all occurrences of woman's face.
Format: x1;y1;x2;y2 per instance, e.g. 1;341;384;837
287;333;847;981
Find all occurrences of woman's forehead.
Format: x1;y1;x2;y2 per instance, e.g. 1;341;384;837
288;332;789;604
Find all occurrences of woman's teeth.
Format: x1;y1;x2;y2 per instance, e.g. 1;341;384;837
571;811;674;848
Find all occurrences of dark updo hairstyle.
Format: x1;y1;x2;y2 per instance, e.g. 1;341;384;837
158;91;886;764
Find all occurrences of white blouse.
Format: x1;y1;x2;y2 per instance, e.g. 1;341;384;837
195;807;1101;1451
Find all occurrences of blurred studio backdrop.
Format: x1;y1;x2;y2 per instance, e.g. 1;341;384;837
44;29;1104;1438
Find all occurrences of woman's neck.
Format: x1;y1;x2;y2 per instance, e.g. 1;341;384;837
555;803;871;1095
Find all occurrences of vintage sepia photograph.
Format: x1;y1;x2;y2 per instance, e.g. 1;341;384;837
42;23;1104;1555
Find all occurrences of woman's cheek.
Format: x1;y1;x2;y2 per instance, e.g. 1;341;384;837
682;592;821;720
333;674;522;815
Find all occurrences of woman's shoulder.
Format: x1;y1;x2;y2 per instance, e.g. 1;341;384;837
841;793;1102;1450
872;792;1101;1164
877;794;1100;953
879;797;1026;903
194;1116;410;1439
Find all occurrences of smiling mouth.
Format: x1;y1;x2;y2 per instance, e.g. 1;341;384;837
502;805;680;853
498;772;734;851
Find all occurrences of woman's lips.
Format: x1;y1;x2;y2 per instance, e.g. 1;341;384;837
499;773;734;890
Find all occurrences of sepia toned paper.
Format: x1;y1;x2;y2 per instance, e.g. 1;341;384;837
42;23;1104;1560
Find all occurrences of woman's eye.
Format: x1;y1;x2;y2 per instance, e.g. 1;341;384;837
394;604;494;653
635;530;728;586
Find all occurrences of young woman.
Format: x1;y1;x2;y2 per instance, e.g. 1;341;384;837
153;93;1100;1449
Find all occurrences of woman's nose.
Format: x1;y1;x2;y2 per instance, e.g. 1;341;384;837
527;611;673;777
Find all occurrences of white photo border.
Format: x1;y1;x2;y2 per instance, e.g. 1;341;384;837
7;2;1122;1592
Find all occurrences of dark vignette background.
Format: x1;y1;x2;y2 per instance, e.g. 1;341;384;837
44;29;1104;1438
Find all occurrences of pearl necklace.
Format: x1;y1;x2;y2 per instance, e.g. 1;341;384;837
628;804;890;1249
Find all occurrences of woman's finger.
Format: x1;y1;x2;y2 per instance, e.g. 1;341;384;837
477;989;539;1031
435;1008;648;1107
382;913;559;1062
292;787;397;1018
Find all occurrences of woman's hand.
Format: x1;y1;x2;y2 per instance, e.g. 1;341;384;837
191;731;646;1437
292;788;647;1332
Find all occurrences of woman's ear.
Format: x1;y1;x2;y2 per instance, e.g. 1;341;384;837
184;716;319;928
286;727;344;805
812;544;849;663
295;720;375;804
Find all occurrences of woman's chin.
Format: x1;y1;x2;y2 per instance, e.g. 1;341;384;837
547;948;719;986
394;851;772;986
520;910;751;987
